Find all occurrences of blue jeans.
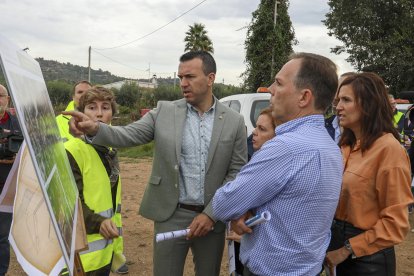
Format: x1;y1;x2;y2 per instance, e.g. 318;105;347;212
0;212;12;276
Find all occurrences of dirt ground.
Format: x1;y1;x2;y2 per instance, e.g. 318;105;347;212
6;157;414;275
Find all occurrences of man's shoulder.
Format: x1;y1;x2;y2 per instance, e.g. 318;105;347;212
5;111;21;129
157;99;186;109
215;100;243;119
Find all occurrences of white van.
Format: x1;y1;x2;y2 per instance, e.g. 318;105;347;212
220;93;271;135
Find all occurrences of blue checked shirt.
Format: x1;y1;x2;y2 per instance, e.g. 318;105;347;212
212;115;343;276
179;101;215;205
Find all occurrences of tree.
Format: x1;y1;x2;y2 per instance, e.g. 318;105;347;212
324;0;414;95
47;80;72;106
184;23;214;53
115;81;141;108
243;0;296;92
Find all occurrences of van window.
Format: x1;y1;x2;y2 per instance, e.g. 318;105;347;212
250;100;270;128
229;100;241;113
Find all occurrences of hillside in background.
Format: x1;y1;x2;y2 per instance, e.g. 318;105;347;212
36;58;125;84
35;58;180;86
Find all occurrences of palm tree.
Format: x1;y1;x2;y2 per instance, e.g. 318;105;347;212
184;23;214;53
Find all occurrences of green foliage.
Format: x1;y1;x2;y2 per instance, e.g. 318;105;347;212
37;58;124;84
324;0;414;94
138;85;181;109
117;142;154;158
184;23;214;53
243;0;296;91
153;85;182;102
47;80;72;106
0;71;6;87
213;83;245;99
115;81;141;108
54;102;68;114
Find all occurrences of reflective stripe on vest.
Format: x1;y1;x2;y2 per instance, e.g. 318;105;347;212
80;239;113;255
116;204;121;213
98;208;114;218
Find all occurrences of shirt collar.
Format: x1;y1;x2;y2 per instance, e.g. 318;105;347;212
187;96;216;114
275;114;325;135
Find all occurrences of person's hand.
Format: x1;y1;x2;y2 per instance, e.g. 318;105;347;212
230;211;253;235
187;213;214;239
226;230;241;242
99;219;119;240
324;247;351;275
404;135;411;147
61;110;99;137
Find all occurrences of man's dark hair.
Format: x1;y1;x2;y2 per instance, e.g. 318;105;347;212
289;53;338;112
72;80;92;94
179;51;216;75
338;72;399;152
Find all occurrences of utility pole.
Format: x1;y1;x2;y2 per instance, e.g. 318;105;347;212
174;72;177;90
148;63;151;87
88;46;91;82
271;1;279;79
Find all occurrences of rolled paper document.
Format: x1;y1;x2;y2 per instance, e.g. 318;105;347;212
156;228;190;243
245;211;271;227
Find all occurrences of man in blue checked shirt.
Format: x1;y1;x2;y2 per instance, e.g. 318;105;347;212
212;53;343;276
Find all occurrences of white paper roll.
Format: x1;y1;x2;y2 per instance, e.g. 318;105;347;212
245;211;271;227
155;228;190;243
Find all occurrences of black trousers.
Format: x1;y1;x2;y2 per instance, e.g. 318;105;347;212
328;219;396;276
0;212;12;276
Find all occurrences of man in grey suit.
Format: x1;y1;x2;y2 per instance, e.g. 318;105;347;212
64;51;247;276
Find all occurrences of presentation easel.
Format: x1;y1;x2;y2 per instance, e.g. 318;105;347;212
73;200;88;276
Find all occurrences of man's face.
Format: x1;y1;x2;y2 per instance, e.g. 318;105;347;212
389;98;397;113
178;58;214;109
73;83;92;106
268;59;302;124
0;87;10;117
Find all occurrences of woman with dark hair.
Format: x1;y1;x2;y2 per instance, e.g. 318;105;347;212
324;72;414;275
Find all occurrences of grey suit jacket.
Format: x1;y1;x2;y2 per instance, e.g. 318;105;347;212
93;98;247;225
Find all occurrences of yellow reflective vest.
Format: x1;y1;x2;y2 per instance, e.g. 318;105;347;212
56;101;75;141
393;111;404;130
65;138;122;272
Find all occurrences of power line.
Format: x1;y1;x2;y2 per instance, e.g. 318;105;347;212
95;0;208;51
235;25;248;31
91;48;149;72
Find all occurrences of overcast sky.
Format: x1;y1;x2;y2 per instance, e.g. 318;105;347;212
0;0;353;86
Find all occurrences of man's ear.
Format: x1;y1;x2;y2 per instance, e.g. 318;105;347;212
298;89;313;108
207;73;215;87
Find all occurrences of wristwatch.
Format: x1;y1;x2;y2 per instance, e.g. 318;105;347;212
344;239;356;259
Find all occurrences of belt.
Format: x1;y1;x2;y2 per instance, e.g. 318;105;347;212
177;203;204;213
332;219;364;233
332;219;355;228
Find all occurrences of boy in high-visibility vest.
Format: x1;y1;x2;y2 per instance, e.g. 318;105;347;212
65;86;124;275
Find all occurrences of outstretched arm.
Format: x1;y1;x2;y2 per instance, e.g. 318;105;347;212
62;110;100;137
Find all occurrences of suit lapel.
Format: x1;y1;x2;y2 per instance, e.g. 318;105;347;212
206;102;226;172
175;100;187;162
